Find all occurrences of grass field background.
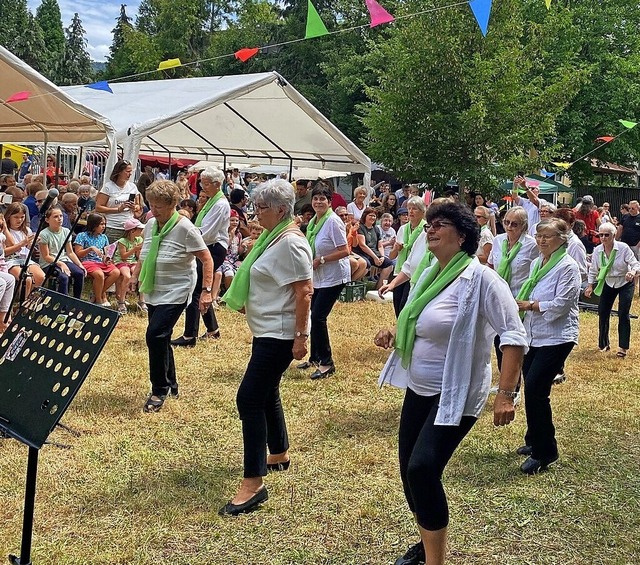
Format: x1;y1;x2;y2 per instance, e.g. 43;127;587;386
0;299;638;564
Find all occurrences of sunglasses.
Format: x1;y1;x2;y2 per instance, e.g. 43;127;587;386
424;220;454;231
503;220;521;228
535;233;559;241
598;233;612;237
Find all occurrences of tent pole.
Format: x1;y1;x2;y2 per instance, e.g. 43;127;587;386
289;160;293;181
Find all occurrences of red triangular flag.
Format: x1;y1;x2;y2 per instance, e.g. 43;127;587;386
6;91;31;103
235;48;259;63
596;136;614;143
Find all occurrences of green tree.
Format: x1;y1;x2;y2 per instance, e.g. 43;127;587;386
1;0;48;73
60;13;94;85
104;4;137;79
35;0;66;82
362;0;582;189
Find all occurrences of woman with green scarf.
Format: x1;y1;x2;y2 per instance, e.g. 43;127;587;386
474;205;494;264
296;182;350;380
387;196;426;317
584;222;639;356
374;203;527;565
488;206;539;374
219;179;312;516
134;180;213;413
514;218;581;475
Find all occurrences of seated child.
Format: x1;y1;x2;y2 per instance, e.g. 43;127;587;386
113;218;145;314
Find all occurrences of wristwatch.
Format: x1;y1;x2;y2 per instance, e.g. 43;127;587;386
320;256;326;264
529;300;535;310
204;287;212;293
295;331;309;338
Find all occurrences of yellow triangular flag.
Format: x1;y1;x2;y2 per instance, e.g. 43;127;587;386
545;0;551;8
157;58;182;71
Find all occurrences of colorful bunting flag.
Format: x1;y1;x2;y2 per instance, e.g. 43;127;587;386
469;0;492;37
157;58;182;71
365;0;395;28
6;91;30;103
235;48;260;62
552;162;572;169
86;81;113;93
596;136;614;143
305;0;329;39
618;119;638;129
539;168;555;178
545;0;551;9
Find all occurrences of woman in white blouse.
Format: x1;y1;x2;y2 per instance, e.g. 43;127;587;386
375;202;527;565
488;206;539;371
515;218;581;474
346;186;367;221
584;222;640;357
297;182;350;379
474;206;493;264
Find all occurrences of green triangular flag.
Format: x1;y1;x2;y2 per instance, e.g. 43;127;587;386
305;0;329;39
619;119;638;129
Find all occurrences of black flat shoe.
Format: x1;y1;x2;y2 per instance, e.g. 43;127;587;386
266;459;290;472
171;336;197;348
516;445;532;456
169;385;179;398
310;366;335;380
520;455;558;475
296;361;314;370
218;486;268;516
394;541;425;565
199;330;221;340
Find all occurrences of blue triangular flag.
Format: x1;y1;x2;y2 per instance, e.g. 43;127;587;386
540;168;555;178
86;81;113;93
469;0;492;36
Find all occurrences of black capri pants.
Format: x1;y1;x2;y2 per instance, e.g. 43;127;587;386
399;388;477;531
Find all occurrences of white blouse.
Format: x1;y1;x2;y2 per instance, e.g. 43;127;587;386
488;232;539;297
522;254;581;347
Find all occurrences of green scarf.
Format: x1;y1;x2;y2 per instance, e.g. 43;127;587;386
395;251;473;368
224;218;293;311
395;220;426;275
195;190;224;227
496;238;523;285
306;209;332;256
410;250;434;286
515;246;567;317
138;212;181;294
594;248;617;296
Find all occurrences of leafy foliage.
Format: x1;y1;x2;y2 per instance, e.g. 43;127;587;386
35;0;66;82
60;13;94;86
2;0;48;73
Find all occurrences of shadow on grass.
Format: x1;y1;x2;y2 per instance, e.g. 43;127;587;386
313;402;399;439
72;390;143;417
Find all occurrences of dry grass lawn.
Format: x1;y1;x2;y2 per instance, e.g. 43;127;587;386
0;297;639;564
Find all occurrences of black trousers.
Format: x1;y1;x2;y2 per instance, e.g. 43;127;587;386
146;302;187;396
309;284;345;366
598;281;634;349
392;280;410;318
236;337;293;478
398;388;477;531
523;342;574;461
183;242;225;337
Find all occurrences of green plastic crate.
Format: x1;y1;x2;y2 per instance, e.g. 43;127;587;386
338;281;367;302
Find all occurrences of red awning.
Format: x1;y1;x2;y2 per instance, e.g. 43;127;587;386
138;154;199;169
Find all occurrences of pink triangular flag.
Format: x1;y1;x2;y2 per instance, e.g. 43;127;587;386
365;0;395;28
6;91;31;103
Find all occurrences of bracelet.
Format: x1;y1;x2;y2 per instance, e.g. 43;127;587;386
497;389;518;399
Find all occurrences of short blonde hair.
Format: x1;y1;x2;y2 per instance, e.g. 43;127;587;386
146;180;180;207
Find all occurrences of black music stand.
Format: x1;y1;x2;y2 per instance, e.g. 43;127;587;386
0;288;119;565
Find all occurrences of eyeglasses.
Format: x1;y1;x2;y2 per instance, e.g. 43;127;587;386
338;213;347;218
535;233;559;241
503;220;521;228
474;214;486;219
36;198;45;203
598;233;612;237
255;204;270;211
424;220;454;231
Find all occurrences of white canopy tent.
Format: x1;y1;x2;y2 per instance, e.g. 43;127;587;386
62;72;370;176
0;46;117;177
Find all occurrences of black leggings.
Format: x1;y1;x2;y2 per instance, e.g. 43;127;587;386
398;388;476;531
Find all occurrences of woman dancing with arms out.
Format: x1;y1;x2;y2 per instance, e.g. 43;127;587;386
220;178;313;516
374;202;527;565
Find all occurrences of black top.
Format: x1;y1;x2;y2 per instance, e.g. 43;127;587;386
1;157;17;175
619;213;640;246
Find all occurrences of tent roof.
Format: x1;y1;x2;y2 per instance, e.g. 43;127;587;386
62;72;370;173
0;46;116;146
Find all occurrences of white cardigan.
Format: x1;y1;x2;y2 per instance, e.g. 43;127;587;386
379;258;528;426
